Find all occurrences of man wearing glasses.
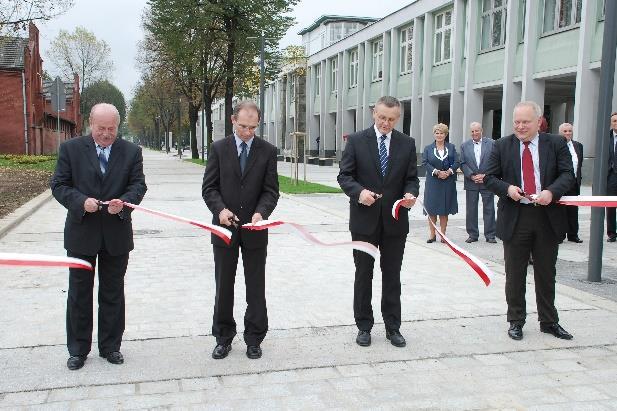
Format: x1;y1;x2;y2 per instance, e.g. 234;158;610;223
202;101;279;360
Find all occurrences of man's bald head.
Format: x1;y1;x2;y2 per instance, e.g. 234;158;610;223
90;103;120;147
469;122;483;142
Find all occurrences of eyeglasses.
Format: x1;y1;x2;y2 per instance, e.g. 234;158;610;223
236;124;258;131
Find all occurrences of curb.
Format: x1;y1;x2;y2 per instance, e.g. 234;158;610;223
0;189;53;240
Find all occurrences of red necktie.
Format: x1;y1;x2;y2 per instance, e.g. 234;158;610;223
522;142;536;195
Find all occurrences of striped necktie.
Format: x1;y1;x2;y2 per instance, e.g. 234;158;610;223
379;135;388;177
239;142;248;174
98;146;108;174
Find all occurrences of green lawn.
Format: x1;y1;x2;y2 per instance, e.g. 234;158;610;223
185;159;341;194
0;154;57;172
185;158;206;166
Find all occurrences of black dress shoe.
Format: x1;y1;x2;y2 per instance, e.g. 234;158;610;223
427;237;436;243
508;323;523;340
356;330;371;346
386;329;406;347
212;344;232;359
67;355;87;370
568;236;583;243
486;238;497;243
246;345;262;359
100;351;124;364
465;237;478;243
608;236;616;243
540;323;573;340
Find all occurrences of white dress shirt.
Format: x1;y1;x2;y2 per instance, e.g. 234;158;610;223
567;140;578;178
374;125;391;155
473;139;482;167
519;135;541;204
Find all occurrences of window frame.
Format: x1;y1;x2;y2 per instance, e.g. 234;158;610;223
349;49;359;88
330;57;338;94
399;25;413;74
434;8;453;65
371;38;384;82
542;0;583;34
315;64;321;97
480;0;508;51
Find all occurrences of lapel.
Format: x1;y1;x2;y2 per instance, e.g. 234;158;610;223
479;138;490;169
538;133;549;189
226;136;242;179
105;139;123;180
365;127;382;177
610;131;615;161
384;131;401;180
242;137;260;180
510;135;522;188
83;135;103;179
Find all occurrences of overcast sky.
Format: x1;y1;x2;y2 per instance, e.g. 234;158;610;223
38;0;413;102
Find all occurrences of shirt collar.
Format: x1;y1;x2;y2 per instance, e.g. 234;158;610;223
374;124;392;140
521;134;539;147
472;139;482;145
234;133;254;149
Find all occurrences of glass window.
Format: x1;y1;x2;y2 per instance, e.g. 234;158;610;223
519;0;527;42
330;58;338;93
315;64;321;96
329;22;343;43
543;0;583;33
399;25;413;74
481;0;508;50
600;0;606;20
349;49;358;88
434;9;453;64
371;39;384;81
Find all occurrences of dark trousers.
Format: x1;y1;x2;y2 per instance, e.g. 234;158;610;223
465;189;496;240
566;205;579;238
212;240;268;346
607;171;617;237
66;250;128;357
351;222;407;332
503;206;559;325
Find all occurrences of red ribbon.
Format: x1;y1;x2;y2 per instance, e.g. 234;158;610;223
557;195;617;207
392;199;493;286
0;253;93;270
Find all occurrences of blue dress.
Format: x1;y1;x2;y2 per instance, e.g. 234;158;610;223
422;142;459;216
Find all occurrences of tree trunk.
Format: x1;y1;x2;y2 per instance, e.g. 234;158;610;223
224;16;236;136
204;92;214;154
188;101;200;158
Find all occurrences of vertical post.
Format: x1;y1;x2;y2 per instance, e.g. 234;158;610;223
588;0;617;282
57;80;61;150
177;97;182;157
259;36;266;139
202;80;206;162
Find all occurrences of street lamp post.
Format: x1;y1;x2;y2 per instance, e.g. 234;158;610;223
247;35;276;139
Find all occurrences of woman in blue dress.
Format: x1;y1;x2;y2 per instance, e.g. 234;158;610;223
422;123;459;243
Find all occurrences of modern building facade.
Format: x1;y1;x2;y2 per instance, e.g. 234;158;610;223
255;0;615;178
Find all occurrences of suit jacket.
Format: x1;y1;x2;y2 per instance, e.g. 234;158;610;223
460;137;494;191
51;135;147;256
338;126;420;236
484;133;574;242
565;140;583;195
202;135;279;248
608;130;617;172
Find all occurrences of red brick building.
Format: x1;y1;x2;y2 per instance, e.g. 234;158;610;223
0;23;81;155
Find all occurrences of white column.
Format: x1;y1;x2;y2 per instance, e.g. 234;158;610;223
389;28;399;96
363;40;373;128
319;60;327;156
382;31;391;97
411;17;423;141
336;52;344;155
551;103;567;133
421;12;439;150
449;0;466;146
305;66;315;151
521;0;545;106
463;0;484;139
501;0;523;136
356;43;366;129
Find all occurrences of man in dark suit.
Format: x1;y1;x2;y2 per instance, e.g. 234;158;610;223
559;122;583;243
51;103;147;370
606;112;617;242
337;96;420;348
460;122;496;244
484;101;574;341
202;101;279;360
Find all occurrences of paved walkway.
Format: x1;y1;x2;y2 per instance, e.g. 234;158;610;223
1;150;617;410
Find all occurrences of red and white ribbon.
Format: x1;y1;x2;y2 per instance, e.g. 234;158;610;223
558;195;617;207
392;199;494;286
0;253;93;270
242;220;379;259
103;202;232;245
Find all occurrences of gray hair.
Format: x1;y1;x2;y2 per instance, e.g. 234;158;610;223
232;100;261;120
469;121;482;130
514;101;542;118
375;96;401;109
90;103;120;125
559;122;573;133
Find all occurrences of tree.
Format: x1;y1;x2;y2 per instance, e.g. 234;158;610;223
81;80;126;128
48;26;113;93
0;0;73;34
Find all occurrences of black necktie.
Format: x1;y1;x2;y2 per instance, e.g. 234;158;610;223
98;147;108;174
239;142;248;174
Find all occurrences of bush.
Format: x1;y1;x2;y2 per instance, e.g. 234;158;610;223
0;154;56;164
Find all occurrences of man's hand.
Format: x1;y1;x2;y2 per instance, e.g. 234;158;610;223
84;197;100;213
251;213;263;224
219;208;238;226
401;193;416;209
507;185;524;201
472;174;485;184
358;189;379;206
107;199;124;215
534;190;553;206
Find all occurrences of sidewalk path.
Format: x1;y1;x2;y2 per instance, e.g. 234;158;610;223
0;150;616;409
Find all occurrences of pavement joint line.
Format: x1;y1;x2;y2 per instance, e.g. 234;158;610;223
0;308;598;351
1;342;614;396
0;189;53;240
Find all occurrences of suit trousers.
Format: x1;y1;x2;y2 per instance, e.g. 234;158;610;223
351;220;407;332
607;170;617;237
503;206;559;325
465;189;496;240
566;205;579;238
66;250;128;356
212;241;268;346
